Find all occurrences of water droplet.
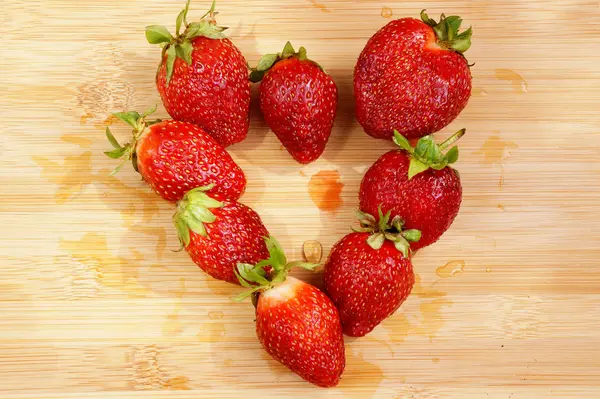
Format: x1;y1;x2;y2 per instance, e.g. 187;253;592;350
302;240;323;264
486;267;492;273
495;69;528;93
436;260;465;278
474;135;518;165
381;6;393;18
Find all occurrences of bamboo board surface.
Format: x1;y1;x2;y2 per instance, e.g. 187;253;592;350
2;0;600;397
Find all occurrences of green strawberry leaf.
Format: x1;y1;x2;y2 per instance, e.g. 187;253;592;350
233;286;261;302
105;127;120;149
403;229;422;243
452;27;472;53
420;10;437;27
249;69;265;83
414;135;442;162
391;215;404;232
145;25;173;44
165;45;177;85
200;0;217;19
141;104;158;118
104;145;129;159
445;146;459;164
287;261;319;271
176;9;186;36
444;16;462;39
176;41;193;65
264;236;287;270
256;53;279;72
188;205;217;224
176;218;191;247
237;263;270;286
393;237;410;258
297;46;307;61
392;130;413;153
109;160;126;177
235;270;254;288
113;111;141;130
281;41;295;58
187;21;227;40
367;233;385;250
408;158;430;179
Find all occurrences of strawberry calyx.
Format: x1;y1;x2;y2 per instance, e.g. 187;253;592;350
249;41;324;83
104;105;160;176
233;236;319;302
393;128;465;180
145;0;227;85
172;184;224;247
420;10;472;53
353;207;421;257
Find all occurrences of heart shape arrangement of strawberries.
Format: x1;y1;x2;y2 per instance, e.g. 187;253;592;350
105;0;473;388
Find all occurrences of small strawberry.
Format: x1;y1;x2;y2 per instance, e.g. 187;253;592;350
104;106;246;202
172;186;269;284
354;11;472;140
359;129;464;250
145;0;250;147
250;42;338;164
235;237;345;387
324;209;419;337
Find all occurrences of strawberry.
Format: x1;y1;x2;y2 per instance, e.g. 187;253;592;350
172;186;269;284
104;106;246;202
235;237;345;387
250;42;338;164
359;129;464;250
354;11;472;140
145;0;250;147
324;209;419;337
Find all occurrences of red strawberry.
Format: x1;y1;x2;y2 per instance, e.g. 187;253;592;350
251;42;338;164
324;210;419;337
172;186;269;284
104;107;246;202
359;129;464;250
354;11;472;140
235;237;345;387
145;0;250;147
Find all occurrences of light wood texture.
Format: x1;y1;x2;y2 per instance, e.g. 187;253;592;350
2;0;600;397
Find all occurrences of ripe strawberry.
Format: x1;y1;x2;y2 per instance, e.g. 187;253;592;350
324;209;419;337
172;186;269;284
145;0;250;147
250;42;338;164
104;107;246;202
235;237;345;387
359;129;464;250
354;11;473;140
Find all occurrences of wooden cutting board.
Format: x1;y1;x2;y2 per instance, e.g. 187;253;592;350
2;0;600;397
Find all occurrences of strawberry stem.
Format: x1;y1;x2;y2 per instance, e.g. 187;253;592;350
439;128;466;151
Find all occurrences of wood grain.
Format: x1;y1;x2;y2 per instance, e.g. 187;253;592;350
2;0;600;397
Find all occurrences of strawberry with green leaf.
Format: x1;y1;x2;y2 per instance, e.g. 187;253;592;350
359;129;465;250
235;237;345;387
354;10;472;141
250;42;338;164
172;186;269;284
104;107;246;202
145;0;250;147
324;209;419;337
